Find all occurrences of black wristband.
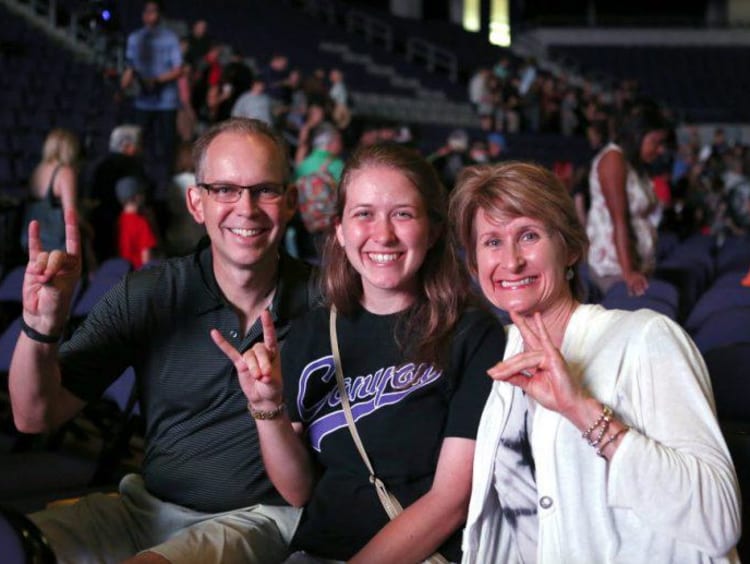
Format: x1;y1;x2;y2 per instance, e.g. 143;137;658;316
20;317;61;344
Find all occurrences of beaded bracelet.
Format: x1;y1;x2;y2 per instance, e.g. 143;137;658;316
248;401;286;420
590;415;612;447
582;404;613;444
596;427;630;458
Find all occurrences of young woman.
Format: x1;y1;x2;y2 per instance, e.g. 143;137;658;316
587;104;671;295
21;128;79;252
450;161;740;563
213;143;504;563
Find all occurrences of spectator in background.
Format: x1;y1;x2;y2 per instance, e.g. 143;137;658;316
20;129;79;253
176;36;198;142
469;140;490;164
493;75;521;134
723;149;750;235
121;0;182;199
292;123;345;262
560;86;580;136
586;104;671;296
486;132;507;162
277;68;309;148
428;129;473;189
165;142;205;257
517;57;537;97
295;123;345;181
492;55;511;80
214;51;255;123
294;100;328;165
263;53;290;105
88;124;149;263
116;176;157;269
232;75;273;126
185;19;211;67
468;68;494;131
302;67;329;106
190;40;222;125
329;67;350;129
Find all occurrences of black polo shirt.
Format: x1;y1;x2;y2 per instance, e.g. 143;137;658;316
60;242;317;512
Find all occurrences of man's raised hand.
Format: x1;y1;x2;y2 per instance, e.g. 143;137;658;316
22;208;82;336
210;310;284;410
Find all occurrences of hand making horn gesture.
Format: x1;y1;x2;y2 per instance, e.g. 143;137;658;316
487;311;588;418
22;208;82;338
211;310;284;411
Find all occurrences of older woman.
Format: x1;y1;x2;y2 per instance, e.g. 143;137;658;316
450;161;740;563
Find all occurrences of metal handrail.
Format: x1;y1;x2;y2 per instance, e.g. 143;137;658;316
405;37;458;82
346;9;393;51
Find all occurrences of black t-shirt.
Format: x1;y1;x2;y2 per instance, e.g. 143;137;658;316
283;306;504;561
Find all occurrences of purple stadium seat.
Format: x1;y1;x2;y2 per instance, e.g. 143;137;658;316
71;259;131;318
600;296;678;320
0;317;21;375
603;279;680;309
0;266;25;303
716;235;750;276
711;270;749;289
0;366;138;513
692;307;750;353
686;285;750;333
0;505;56;563
702;343;750;423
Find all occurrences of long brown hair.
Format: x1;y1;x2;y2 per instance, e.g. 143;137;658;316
321;143;467;369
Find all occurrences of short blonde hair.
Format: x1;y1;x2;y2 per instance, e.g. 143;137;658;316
449;161;589;300
41;128;79;166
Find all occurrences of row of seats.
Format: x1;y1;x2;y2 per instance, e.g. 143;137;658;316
0;257;140;514
549;45;750;122
0;4;119;191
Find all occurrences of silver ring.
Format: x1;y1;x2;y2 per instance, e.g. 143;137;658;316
520;369;533;377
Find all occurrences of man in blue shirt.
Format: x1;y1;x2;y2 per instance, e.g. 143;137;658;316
121;0;182;202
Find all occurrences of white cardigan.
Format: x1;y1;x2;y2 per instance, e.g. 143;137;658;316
462;305;740;564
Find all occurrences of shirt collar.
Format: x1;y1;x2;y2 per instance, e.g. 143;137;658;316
189;238;315;324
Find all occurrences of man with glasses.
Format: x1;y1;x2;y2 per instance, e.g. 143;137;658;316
10;118;317;563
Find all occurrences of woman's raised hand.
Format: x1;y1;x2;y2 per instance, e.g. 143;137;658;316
211;310;284;410
487;312;588;418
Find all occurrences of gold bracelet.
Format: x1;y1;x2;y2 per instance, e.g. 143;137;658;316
596;426;630;458
247;402;285;420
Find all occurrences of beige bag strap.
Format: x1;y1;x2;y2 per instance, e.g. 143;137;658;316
329;309;450;564
329;308;404;519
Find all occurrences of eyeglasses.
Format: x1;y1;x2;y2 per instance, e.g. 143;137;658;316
198;182;286;204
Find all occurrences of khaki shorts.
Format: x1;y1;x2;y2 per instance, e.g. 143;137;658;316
31;473;302;564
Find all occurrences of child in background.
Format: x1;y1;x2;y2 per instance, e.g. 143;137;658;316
116;176;157;269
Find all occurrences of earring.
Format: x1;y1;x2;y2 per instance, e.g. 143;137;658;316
565;267;574;281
